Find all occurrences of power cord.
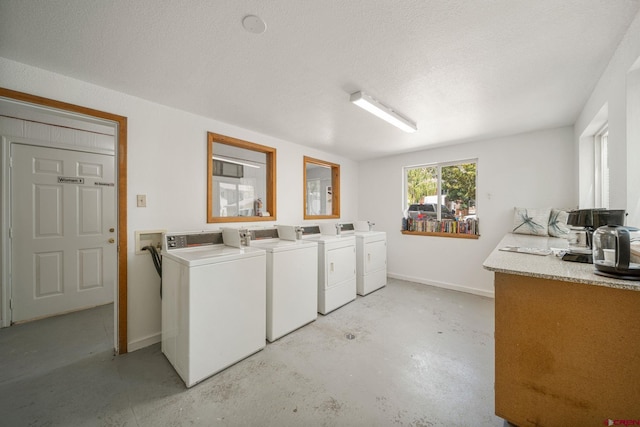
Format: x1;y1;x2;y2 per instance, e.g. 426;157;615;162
142;245;162;298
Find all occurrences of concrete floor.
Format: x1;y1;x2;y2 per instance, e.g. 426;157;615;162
0;278;504;427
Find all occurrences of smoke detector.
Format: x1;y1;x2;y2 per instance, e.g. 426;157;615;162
242;15;266;34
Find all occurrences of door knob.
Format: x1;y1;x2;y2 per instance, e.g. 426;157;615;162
108;238;115;244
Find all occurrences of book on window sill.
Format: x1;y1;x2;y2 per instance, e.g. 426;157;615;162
405;217;479;236
499;246;552;256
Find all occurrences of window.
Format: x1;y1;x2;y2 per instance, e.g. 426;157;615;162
403;159;478;237
594;124;609;209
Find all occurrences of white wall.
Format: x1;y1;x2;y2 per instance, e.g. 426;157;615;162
0;57;359;351
358;127;575;297
628;66;640;227
575;9;640;225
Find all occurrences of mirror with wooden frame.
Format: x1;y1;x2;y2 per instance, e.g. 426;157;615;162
207;132;276;223
304;156;340;219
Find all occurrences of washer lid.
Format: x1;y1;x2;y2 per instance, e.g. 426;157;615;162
304;234;355;245
250;239;317;253
355;230;387;240
162;244;265;266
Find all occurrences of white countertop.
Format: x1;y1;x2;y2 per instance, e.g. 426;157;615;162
483;233;640;292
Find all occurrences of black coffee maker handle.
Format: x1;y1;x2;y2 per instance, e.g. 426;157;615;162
617;228;631;271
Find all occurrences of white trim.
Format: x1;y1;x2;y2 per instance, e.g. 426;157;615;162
3;136;115;156
403;159;478;220
594;123;609;208
127;332;161;352
578;103;608;208
0;97;116;136
0;115;115;156
1;137;10;327
404;157;478;170
387;272;495;298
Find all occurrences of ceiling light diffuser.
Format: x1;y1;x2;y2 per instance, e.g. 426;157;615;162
212;155;261;168
350;91;417;133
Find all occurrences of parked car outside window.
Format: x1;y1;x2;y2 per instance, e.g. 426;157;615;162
407;203;456;220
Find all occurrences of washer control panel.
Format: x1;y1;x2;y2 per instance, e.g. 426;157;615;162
165;232;224;251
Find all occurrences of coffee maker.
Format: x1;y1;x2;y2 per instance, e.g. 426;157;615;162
562;209;626;263
592;225;640;280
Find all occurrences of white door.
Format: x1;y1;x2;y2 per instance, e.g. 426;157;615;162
10;144;116;323
326;245;356;288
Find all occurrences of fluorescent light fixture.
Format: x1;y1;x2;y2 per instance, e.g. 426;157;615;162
350;91;417;133
212;155;261;168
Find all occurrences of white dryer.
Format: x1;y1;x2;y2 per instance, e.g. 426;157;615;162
341;222;387;296
161;231;266;388
302;225;356;315
248;226;318;342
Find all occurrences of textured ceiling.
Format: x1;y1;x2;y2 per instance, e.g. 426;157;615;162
1;0;638;160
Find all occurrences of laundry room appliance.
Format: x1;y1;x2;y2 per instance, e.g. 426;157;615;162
247;226;318;342
340;221;387;296
161;230;266;388
562;208;626;263
301;225;356;314
592;225;640;280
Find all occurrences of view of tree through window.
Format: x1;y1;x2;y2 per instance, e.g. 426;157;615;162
405;160;477;220
406;166;437;204
441;163;476;214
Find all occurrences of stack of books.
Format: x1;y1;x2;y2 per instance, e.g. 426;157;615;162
406;217;479;236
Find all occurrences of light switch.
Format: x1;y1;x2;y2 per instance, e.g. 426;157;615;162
136;194;147;207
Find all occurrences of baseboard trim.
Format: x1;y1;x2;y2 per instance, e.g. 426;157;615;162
125;279;493;353
128;332;161;352
387;272;495;298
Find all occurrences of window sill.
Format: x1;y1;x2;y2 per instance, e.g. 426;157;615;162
401;230;480;240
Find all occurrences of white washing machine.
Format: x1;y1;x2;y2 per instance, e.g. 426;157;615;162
161;231;266;388
302;225;356;315
248;226;318;342
340;222;387;296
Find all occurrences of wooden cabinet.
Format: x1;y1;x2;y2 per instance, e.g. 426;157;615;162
494;272;640;426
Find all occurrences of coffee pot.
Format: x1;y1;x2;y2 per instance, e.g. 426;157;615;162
562;209;626;263
592;225;640;280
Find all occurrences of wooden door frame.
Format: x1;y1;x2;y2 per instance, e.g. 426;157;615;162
0;87;128;354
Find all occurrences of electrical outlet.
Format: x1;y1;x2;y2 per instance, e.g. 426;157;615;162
136;194;147;207
135;229;165;255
